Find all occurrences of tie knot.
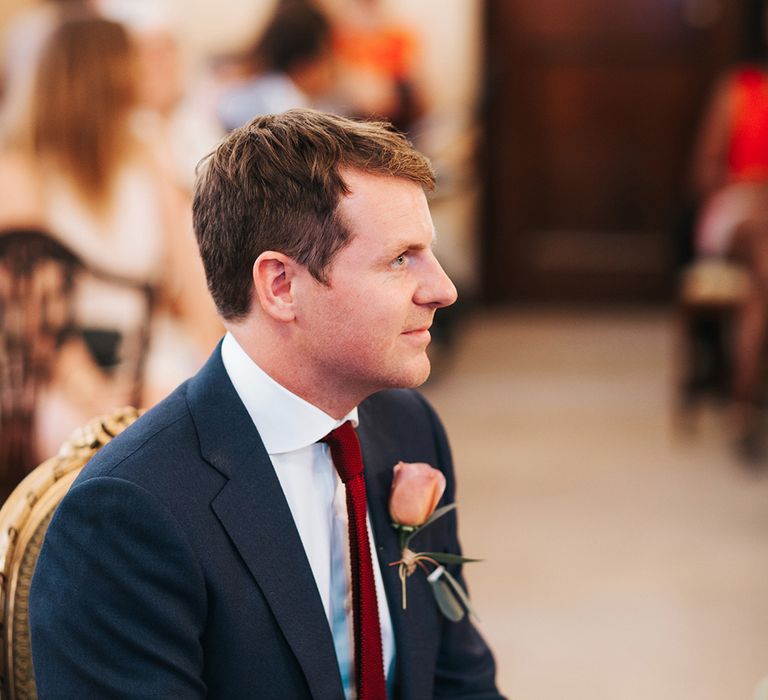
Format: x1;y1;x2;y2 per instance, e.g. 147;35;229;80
321;421;363;483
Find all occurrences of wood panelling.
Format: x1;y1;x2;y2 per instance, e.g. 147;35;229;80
482;0;746;302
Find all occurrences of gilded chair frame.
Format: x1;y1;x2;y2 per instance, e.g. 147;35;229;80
0;407;141;699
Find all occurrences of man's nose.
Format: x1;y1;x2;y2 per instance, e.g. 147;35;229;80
415;253;458;309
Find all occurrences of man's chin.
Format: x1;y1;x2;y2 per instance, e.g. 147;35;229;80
414;358;432;387
362;353;433;395
394;355;432;389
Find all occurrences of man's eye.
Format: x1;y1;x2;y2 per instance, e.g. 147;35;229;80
393;254;407;267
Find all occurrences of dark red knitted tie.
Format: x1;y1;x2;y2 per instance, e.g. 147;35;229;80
322;421;387;700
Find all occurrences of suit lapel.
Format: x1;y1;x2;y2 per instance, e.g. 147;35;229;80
358;412;439;700
187;348;343;700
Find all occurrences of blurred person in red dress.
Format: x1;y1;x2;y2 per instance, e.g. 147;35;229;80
323;0;426;134
690;0;768;459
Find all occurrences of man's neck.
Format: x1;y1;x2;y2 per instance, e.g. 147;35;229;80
226;325;364;420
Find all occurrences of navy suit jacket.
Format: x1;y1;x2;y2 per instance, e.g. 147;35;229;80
30;347;503;699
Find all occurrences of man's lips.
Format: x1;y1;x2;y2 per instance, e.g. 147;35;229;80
402;326;432;342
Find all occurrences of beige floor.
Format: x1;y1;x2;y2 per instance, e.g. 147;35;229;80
422;308;768;700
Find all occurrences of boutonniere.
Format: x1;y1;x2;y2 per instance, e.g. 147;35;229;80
388;461;481;622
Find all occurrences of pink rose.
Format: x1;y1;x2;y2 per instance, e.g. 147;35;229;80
389;461;447;527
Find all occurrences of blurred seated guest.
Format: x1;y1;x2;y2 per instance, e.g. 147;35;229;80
95;0;224;191
0;227;148;497
0;14;220;463
323;0;426;134
0;0;94;94
215;0;334;131
690;0;768;457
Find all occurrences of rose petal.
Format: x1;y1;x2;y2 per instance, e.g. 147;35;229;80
389;461;447;526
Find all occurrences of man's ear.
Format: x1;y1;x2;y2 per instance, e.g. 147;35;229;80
252;251;298;322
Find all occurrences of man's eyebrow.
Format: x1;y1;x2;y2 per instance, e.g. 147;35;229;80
389;231;438;253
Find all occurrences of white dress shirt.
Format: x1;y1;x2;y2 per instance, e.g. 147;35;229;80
221;332;394;697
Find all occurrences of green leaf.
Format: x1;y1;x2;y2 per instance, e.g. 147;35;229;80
441;568;480;622
419;552;483;566
429;576;465;622
422;502;457;528
404;503;457;547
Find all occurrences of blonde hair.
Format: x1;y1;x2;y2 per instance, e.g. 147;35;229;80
9;15;137;212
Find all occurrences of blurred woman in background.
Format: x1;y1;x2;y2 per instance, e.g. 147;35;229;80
214;0;335;131
0;12;219;468
691;0;768;458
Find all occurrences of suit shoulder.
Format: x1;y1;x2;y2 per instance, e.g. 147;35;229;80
75;381;200;486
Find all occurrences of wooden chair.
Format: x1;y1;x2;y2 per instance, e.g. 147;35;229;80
0;407;141;699
675;258;750;429
0;228;153;496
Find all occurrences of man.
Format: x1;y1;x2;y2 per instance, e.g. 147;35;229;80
30;110;503;699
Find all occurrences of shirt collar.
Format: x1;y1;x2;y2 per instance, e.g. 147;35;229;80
221;332;358;455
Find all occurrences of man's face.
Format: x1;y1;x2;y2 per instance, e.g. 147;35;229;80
294;169;457;402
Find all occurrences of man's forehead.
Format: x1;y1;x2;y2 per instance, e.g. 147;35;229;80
339;167;428;196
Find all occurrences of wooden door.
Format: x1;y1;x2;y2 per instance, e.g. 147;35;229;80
482;0;746;302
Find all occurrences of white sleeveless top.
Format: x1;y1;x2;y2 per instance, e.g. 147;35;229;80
43;165;165;337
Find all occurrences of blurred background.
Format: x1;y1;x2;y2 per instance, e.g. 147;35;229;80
1;0;768;697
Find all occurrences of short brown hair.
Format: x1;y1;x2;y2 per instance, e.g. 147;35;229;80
192;109;435;320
